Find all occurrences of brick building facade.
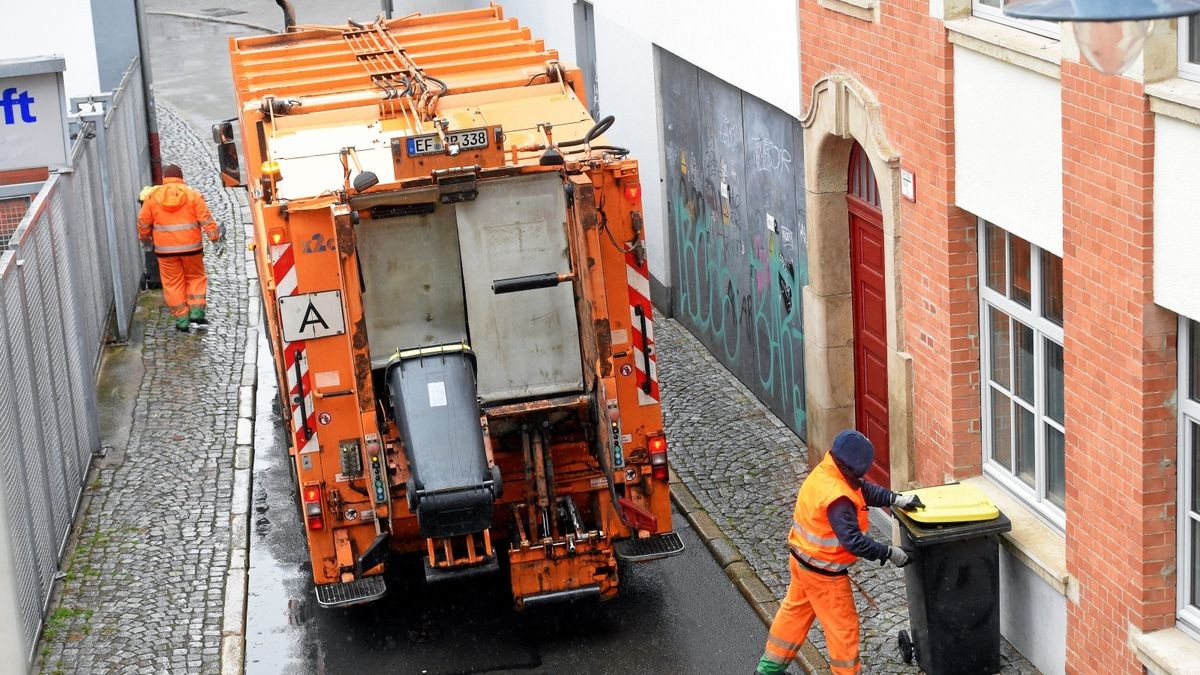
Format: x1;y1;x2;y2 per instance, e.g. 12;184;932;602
799;0;1200;672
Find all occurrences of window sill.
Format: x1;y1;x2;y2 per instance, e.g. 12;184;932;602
1132;627;1200;675
819;0;876;22
945;16;1061;79
1146;77;1200;127
961;476;1072;597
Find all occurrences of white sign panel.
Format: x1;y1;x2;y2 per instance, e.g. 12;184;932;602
0;59;70;172
279;290;346;343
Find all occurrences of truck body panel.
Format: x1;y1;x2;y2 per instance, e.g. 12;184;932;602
223;4;680;609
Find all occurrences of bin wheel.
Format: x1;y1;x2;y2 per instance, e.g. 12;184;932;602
898;629;914;664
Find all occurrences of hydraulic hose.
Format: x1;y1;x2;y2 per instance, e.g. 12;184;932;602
559;115;615;148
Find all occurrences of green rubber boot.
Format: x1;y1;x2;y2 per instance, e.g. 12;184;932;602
190;308;208;325
174;316;190;332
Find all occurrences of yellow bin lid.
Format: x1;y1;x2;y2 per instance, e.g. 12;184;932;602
898;483;1000;524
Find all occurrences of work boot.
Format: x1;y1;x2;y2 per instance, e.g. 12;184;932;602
175;316;190;332
190;308;208;326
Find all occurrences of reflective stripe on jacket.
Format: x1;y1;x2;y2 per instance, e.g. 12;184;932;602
136;177;218;255
787;452;869;573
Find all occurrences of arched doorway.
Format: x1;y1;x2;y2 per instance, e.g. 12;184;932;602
847;143;889;485
799;73;914;490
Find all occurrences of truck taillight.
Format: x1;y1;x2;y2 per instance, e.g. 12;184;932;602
624;184;641;201
302;484;324;530
268;227;287;245
648;435;668;481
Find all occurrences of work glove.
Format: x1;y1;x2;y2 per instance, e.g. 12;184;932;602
893;493;925;510
210;223;227;242
886;546;912;568
213;240;226;257
141;239;153;253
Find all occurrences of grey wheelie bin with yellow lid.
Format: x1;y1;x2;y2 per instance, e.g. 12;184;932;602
893;482;1011;675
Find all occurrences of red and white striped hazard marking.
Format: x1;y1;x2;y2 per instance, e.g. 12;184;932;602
272;243;319;454
625;252;660;406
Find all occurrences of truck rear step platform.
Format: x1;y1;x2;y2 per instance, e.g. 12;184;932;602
314;576;387;608
614;532;685;562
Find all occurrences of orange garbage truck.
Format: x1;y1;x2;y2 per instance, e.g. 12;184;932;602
216;4;683;608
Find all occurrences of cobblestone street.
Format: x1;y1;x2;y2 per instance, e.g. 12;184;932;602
36;104;248;674
658;317;1038;674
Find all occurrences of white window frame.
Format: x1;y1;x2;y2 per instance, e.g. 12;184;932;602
1178;16;1200;83
978;220;1066;532
1178;316;1200;636
972;0;1061;39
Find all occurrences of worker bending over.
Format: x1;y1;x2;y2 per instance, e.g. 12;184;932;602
137;164;224;332
756;429;923;675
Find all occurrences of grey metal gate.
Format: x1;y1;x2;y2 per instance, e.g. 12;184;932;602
658;48;811;438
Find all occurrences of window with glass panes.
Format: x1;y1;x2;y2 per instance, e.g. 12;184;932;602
979;221;1066;528
1180;17;1200;82
972;0;1061;38
1179;318;1200;633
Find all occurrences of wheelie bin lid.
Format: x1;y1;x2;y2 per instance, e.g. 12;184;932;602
900;483;999;524
894;483;1012;544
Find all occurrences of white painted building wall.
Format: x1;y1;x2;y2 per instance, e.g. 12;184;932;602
999;547;1067;675
476;0;801;296
1;0;102;98
1153;114;1200;322
955;47;1063;256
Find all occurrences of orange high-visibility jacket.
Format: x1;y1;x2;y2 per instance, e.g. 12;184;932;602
137;178;218;255
788;452;869;573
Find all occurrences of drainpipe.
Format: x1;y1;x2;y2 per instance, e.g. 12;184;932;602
382;0;394;19
276;0;296;30
132;0;162;184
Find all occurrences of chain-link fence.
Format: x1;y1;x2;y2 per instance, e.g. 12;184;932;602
0;57;148;665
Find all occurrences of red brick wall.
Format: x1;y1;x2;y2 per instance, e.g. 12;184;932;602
1060;60;1177;673
799;1;981;486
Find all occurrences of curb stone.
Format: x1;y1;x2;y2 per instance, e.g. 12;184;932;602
669;470;832;675
220;189;257;675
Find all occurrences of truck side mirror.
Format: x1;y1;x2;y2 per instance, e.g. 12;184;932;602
211;119;243;188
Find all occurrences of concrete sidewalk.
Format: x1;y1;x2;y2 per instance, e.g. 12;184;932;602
34;104;254;675
657;317;1039;674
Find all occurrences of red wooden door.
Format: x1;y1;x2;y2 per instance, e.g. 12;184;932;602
847;144;890;486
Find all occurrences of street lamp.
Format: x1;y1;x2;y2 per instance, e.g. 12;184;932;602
1004;0;1200;75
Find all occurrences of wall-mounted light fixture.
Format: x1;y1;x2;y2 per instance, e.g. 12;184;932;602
1005;0;1200;75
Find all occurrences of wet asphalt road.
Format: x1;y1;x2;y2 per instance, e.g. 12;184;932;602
246;330;769;675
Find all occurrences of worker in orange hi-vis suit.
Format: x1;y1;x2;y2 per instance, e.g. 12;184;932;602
137;164;225;332
756;430;924;675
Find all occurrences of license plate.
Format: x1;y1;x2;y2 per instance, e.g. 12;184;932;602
406;128;491;156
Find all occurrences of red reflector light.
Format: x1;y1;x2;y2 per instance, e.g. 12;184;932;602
624;184;641;201
307;515;324;530
649;435;668;480
302;486;321;503
268;228;286;245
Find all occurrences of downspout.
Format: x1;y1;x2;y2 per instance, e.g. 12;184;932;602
276;0;296;30
132;0;162;184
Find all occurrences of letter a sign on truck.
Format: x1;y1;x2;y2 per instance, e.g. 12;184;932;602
279;290;347;343
0;57;70;173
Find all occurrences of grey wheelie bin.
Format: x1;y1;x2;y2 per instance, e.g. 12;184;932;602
893;483;1012;675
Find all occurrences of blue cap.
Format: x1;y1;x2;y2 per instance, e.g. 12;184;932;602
830;430;874;477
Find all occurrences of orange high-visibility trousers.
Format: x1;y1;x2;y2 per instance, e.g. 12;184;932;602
758;555;861;674
158;253;207;319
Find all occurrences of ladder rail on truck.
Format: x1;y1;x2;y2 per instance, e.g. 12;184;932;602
215;4;684;609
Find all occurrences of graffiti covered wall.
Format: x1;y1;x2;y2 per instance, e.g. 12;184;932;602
658;49;809;438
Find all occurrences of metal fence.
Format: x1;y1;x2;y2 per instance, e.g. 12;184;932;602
0;57;148;664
